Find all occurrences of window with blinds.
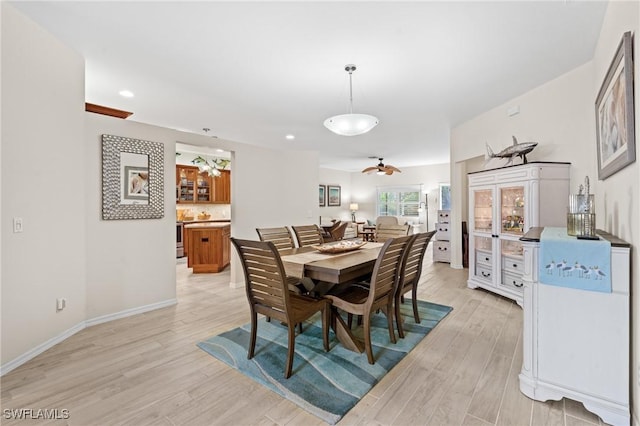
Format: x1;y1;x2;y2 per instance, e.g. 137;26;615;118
376;185;421;217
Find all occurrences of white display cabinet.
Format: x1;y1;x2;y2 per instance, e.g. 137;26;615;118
467;162;570;305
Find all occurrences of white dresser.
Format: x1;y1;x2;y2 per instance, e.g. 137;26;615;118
432;210;451;263
519;228;631;426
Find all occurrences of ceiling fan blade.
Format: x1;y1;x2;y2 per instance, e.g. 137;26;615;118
362;166;377;174
386;165;402;173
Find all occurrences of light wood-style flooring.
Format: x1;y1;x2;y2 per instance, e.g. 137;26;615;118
1;246;607;425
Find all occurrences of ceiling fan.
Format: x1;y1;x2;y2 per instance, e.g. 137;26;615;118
362;157;402;175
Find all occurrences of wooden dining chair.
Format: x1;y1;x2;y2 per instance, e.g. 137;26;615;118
230;238;330;378
255;227;295;252
292;224;324;247
324;235;414;364
394;231;436;338
375;223;410;242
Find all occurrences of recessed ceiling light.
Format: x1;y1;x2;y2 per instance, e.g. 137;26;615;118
119;90;134;98
216;149;225;153
285;134;295;140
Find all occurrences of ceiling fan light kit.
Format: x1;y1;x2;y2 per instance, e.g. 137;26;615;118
362;157;401;175
324;64;379;136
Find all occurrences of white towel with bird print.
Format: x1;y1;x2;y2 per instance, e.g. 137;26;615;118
539;227;611;293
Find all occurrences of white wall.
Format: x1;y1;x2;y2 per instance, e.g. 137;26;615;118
451;1;639;421
350;163;450;231
1;3;87;365
319;168;353;224
1;3;321;370
591;2;639;423
84;114;179;320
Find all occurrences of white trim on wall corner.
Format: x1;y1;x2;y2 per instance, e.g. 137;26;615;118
229;280;243;289
0;298;177;377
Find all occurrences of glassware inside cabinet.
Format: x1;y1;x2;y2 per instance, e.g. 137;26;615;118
473;189;493;232
475;235;492;251
500;186;525;235
501;239;523;257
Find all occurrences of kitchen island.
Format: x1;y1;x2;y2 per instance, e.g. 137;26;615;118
184;222;231;273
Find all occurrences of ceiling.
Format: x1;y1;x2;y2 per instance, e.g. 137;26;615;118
12;1;607;172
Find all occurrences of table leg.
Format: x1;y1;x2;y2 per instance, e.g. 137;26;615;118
331;307;364;353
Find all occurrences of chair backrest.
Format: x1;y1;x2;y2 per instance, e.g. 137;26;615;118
329;221;349;241
292;224;324;247
255;227;294;252
397;231;436;292
375;223;410;242
376;216;399;226
230;238;291;323
366;235;415;309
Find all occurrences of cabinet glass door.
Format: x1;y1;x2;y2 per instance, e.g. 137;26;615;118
178;168;196;202
499;185;525;236
196;173;211;202
472;188;493;233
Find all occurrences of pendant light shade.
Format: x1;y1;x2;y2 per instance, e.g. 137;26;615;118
324;64;379;136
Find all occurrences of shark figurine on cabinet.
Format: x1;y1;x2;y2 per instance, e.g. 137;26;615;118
485;136;538;165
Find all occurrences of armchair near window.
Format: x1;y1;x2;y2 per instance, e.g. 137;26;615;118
375;216;399;226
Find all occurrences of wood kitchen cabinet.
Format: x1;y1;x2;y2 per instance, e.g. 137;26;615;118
185;223;230;273
176;166;230;204
176;165;212;204
211;170;231;203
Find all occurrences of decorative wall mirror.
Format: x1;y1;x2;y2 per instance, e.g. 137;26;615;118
102;134;164;220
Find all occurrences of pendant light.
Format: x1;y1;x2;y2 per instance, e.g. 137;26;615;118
324;64;379;136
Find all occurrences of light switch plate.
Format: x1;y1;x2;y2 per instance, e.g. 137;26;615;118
13;217;23;233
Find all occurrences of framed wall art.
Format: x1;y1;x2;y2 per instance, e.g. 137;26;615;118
319;185;326;207
327;185;341;206
102;134;164;220
595;31;635;180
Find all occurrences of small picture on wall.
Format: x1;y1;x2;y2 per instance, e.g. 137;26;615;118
124;166;149;202
319;185;326;207
327;185;341;206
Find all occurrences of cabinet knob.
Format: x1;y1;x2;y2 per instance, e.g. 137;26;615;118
485;257;490;261
513;263;518;268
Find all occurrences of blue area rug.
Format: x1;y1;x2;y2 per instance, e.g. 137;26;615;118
197;300;452;424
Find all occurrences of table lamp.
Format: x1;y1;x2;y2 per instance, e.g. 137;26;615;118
349;203;359;222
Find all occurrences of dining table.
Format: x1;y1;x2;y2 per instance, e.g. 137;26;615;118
280;240;384;353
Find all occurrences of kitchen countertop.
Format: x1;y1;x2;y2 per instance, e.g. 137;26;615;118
183;222;230;228
178;219;230;224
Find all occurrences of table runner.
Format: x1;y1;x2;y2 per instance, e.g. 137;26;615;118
538;227;611;293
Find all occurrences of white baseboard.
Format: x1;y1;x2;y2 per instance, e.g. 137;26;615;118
85;298;177;327
0;322;85;376
1;298;177;377
229;280;243;289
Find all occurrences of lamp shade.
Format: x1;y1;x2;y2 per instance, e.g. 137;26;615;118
324;114;379;136
349;203;359;211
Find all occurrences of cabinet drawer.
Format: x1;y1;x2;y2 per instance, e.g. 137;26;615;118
502;255;524;274
500;271;524;292
437;210;451;224
476;249;492;267
432;241;450;262
435;223;451;240
475;264;492;281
